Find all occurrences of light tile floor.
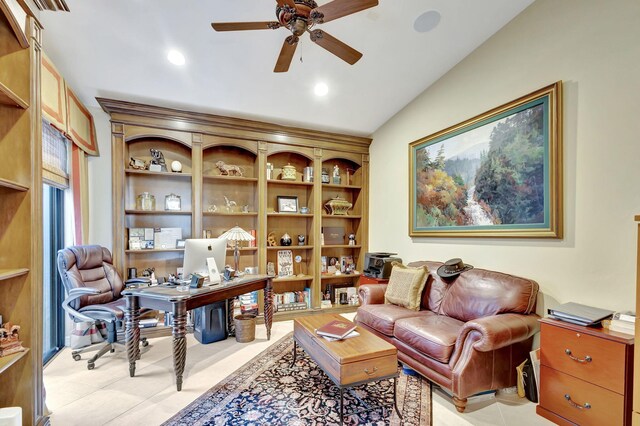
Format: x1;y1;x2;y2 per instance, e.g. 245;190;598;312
44;315;553;425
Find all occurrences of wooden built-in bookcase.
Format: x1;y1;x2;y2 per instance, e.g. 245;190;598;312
0;1;45;424
99;98;370;320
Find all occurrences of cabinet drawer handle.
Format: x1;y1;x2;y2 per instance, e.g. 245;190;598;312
565;349;592;363
564;394;591;410
364;366;378;376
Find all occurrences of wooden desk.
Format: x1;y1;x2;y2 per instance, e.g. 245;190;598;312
123;275;273;391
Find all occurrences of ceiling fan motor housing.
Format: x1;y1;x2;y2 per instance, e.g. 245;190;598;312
276;0;318;30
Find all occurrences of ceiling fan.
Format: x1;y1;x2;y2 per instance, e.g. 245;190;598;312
211;0;379;72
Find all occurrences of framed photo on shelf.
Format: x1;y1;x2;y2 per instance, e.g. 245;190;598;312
277;196;298;213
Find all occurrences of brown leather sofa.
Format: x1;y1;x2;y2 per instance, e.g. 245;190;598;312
356;261;540;412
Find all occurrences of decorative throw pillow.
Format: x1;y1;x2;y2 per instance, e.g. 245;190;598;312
384;262;429;310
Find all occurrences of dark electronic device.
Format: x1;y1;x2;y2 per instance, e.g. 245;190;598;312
363;252;402;279
190;273;205;288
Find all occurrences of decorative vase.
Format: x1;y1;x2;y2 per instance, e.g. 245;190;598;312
324;196;352;216
281;163;297;181
280;233;292;246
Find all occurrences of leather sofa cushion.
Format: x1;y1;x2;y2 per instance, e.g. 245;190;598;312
357;304;432;336
439;268;538;322
394;314;464;363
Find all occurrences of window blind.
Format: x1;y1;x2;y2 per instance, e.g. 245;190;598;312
42;119;69;189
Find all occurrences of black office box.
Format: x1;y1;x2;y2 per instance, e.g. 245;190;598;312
193;301;227;344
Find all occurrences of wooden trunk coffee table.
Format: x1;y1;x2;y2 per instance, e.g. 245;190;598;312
292;313;401;424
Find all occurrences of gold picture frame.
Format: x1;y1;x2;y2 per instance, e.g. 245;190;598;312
409;81;563;238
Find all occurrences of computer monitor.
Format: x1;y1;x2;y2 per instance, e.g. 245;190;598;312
182;238;227;284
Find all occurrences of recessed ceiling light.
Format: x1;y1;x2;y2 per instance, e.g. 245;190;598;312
414;10;441;33
314;82;329;97
167;49;186;66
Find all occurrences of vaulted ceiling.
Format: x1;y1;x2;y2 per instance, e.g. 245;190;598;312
40;0;533;135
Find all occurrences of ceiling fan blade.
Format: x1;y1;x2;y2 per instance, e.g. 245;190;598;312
309;30;362;65
274;36;299;73
276;0;296;7
211;22;281;31
310;0;378;24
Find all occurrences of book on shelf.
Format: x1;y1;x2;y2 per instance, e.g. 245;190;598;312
316;319;357;340
276;302;307;312
139;318;158;328
547;302;614;326
320;330;360;342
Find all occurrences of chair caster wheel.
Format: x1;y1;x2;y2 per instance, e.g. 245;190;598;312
87;362;95;370
72;353;81;361
142;340;149;347
110;348;115;353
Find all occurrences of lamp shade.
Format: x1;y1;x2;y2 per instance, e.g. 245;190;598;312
219;226;255;242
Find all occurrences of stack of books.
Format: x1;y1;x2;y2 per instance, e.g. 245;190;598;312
547;302;614;326
609;311;635;335
316;319;359;341
0;323;26;357
239;291;259;316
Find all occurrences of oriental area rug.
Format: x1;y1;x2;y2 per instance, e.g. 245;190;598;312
163;333;432;426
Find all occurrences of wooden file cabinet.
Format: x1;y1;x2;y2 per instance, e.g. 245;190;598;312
537;318;634;426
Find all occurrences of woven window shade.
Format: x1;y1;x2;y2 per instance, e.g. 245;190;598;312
42;119;69;189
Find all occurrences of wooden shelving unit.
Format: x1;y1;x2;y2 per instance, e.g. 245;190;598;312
100;98;370;319
0;3;44;423
0;349;30;375
0;80;28;108
0;268;29;281
0;177;30;191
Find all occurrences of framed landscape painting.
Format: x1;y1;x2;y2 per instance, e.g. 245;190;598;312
409;82;563;238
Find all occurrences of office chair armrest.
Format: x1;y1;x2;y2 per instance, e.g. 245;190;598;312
62;288;101;323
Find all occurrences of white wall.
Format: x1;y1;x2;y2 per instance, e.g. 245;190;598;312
86;107;113;249
370;0;640;312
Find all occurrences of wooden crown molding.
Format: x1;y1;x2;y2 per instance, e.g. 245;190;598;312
96;97;372;149
32;0;68;11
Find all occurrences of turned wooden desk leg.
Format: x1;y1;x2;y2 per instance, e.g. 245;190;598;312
264;278;273;341
125;295;140;378
172;302;188;391
227;298;236;337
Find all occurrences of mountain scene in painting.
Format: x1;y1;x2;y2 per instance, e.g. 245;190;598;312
415;104;545;228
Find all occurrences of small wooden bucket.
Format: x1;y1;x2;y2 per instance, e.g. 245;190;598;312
234;314;256;343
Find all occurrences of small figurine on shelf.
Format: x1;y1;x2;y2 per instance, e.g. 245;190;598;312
267;262;276;276
216;160;243;177
208;204;218;213
129;157;146;170
348;233;356;246
224;196;237;212
297;234;305;245
267;232;277;247
0;323;26;357
332;164;341;184
149;148;168;172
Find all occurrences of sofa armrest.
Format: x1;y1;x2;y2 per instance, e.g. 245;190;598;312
358;283;388;305
458;313;540;352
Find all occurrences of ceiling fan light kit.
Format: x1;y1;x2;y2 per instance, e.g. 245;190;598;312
211;0;379;72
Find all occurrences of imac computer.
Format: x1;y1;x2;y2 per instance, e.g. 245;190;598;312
182;238;227;285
